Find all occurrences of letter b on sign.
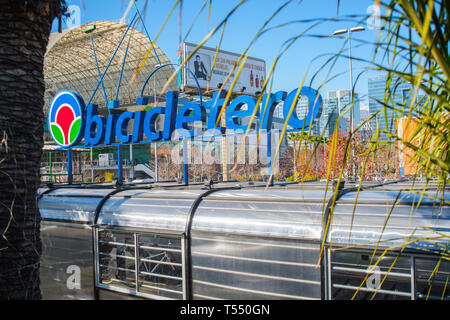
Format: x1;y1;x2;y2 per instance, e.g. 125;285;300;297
66;265;81;290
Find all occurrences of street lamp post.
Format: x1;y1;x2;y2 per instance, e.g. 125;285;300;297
333;26;365;181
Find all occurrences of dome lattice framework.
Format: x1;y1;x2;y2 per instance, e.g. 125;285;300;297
44;20;178;113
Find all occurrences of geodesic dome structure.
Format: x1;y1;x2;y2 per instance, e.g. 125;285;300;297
44;20;178;113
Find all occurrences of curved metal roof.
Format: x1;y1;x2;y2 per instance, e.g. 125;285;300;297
44;20;178;112
38;181;450;254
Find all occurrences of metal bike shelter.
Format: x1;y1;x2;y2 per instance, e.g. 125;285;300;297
38;181;450;300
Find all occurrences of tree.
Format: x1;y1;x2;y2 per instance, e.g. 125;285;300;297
0;0;67;299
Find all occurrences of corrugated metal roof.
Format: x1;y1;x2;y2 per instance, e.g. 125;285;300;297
38;181;450;253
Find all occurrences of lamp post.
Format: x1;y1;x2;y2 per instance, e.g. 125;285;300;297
333;26;365;181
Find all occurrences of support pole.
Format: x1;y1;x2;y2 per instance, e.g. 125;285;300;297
87;12;138;106
154;142;159;182
88;30;108;106
67;149;73;184
182;138;189;184
129;144;134;180
221;118;228;182
49;151;52;183
267;131;274;186
348;29;356;180
117;145;123;185
90;147;94;182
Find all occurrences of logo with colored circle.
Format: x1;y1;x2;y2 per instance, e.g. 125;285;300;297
48;90;85;148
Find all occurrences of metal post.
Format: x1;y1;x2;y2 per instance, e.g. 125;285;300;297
410;256;416;300
153;75;159;183
78;151;82;182
129;144;134;180
221;118;228;182
93;227;99;300
348;29;354;134
326;247;332;299
267;131;274;185
67;149;73;184
117;145;123;185
134;233;139;293
49;151;52;183
90;147;94;182
154;142;159;182
181;234;187;300
347;29;356;180
182;138;189;184
333;27;364;181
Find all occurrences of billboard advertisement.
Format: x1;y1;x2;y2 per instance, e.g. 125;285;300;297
181;42;266;96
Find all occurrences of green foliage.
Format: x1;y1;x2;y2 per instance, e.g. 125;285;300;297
375;0;449;182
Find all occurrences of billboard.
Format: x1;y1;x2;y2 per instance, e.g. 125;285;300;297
181;42;266;96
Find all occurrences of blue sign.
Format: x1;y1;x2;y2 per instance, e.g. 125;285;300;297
48;87;323;148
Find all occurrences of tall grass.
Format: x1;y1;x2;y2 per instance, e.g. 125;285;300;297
131;0;448;299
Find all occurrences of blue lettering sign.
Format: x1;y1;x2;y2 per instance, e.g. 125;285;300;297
283;87;323;129
206;90;227;134
226;95;259;131
143;106;163;141
176;102;206;137
84;104;105;146
260;91;287;131
116;111;134;143
50;86;323;148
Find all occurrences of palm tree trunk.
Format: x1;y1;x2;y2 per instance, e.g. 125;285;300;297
0;0;65;299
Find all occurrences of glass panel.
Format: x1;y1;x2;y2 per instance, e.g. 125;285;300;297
330;249;412;300
138;234;183;299
96;229;184;299
415;257;450;300
98;230;136;289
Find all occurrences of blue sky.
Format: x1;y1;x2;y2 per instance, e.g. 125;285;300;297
51;0;387;104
